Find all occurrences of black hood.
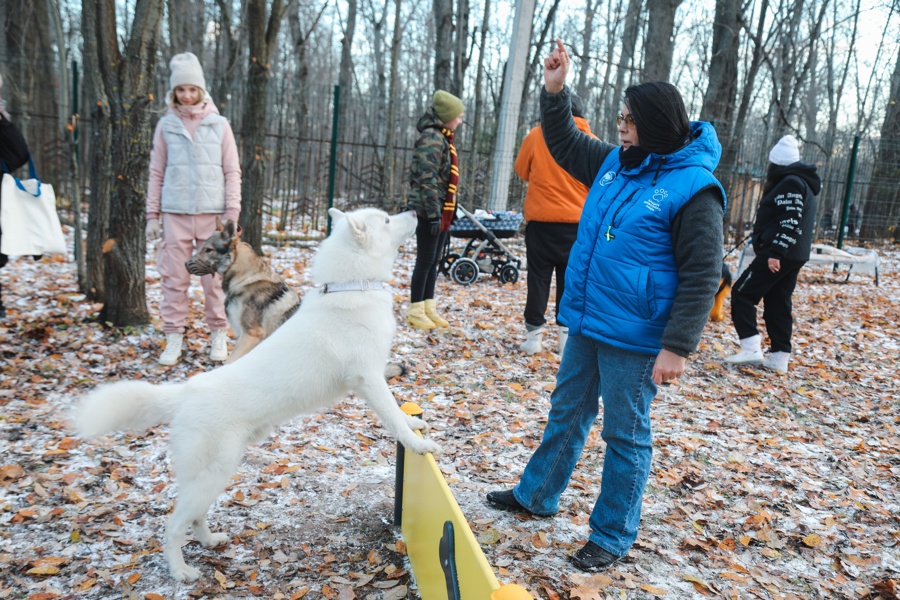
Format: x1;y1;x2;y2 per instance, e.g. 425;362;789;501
768;161;822;195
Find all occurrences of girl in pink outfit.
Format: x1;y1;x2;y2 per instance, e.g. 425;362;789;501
146;52;242;366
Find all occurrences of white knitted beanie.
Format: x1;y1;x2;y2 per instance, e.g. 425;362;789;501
768;135;800;166
169;52;206;92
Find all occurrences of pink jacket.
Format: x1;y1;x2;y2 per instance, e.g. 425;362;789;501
146;98;241;221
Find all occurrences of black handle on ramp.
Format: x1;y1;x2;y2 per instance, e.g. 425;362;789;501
439;520;461;600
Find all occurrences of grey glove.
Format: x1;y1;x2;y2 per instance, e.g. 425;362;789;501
428;218;441;237
146;219;161;241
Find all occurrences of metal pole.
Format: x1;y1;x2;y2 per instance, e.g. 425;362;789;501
326;85;341;236
836;135;860;250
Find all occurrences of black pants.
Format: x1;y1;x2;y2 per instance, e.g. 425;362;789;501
410;216;449;303
730;254;805;353
523;221;579;328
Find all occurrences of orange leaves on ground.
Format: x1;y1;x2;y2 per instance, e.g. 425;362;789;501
0;464;25;482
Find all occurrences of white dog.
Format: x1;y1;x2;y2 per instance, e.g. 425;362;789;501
74;207;442;582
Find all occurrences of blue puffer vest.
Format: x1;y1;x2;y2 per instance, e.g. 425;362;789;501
559;121;726;354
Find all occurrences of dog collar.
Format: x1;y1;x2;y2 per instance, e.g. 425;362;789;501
319;280;387;294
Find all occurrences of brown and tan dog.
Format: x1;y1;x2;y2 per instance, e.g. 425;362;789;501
186;219;300;363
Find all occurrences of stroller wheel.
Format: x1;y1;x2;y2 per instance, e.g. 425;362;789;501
440;252;461;276
450;257;479;285
499;264;520;284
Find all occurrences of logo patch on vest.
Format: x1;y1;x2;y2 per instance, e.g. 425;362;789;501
644;188;668;212
599;171;617;187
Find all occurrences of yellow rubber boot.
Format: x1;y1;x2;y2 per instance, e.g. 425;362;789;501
407;301;436;329
424;299;449;327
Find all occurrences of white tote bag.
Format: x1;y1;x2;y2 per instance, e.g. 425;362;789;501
0;157;67;256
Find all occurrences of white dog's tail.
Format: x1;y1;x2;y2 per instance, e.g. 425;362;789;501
74;380;182;437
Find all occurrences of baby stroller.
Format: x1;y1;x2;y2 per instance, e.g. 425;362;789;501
439;204;523;285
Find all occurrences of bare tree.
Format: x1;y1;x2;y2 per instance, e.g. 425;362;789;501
83;0;164;326
337;0;358;140
860;47;900;239
434;0;453;90
469;0;491;152
238;0;291;253
167;0;205;54
609;0;642;139
642;0;684;82
452;0;470;97
575;0;601;104
700;0;741;132
211;0;244;116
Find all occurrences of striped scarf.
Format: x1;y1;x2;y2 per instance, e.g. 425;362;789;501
441;127;459;232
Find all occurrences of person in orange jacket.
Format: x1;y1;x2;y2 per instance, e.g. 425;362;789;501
515;93;596;355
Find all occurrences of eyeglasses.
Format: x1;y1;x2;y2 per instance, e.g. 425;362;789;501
616;113;636;129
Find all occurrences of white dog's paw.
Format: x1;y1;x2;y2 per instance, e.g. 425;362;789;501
405;415;429;432
200;532;230;548
170;563;202;582
407;437;442;456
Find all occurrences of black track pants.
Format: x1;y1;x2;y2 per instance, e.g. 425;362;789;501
730;254;805;353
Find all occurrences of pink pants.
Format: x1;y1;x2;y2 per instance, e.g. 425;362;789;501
157;213;228;334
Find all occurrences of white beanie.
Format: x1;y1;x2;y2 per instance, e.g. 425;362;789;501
768;135;800;166
169;52;206;92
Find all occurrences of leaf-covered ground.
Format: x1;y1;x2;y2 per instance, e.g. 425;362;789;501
0;231;898;600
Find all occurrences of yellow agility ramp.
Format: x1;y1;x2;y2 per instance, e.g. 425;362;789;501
396;403;532;600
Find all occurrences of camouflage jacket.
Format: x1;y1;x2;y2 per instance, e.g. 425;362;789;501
406;110;453;220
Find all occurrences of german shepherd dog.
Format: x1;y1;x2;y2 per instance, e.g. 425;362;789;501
76;208;441;581
185;219;300;363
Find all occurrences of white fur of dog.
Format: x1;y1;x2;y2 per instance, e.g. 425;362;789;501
74;207;441;582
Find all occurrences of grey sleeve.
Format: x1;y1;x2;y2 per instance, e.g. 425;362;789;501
540;86;616;187
661;188;725;357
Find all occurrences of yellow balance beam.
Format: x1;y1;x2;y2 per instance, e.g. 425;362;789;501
399;403;532;600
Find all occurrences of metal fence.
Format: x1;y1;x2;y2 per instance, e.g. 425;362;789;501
7;80;899;247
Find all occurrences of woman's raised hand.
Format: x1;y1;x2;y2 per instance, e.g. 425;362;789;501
543;38;570;94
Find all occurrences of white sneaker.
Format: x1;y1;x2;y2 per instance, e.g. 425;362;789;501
158;333;184;366
519;326;544;355
557;326;569;356
762;351;790;373
724;334;763;364
210;330;229;362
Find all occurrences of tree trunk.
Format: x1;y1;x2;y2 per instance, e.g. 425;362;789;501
337;0;357;141
699;0;741;205
86;0;164;326
700;0;740;129
642;0;683;82
575;0;600;103
520;0;561;111
212;0;243;116
81;1;111;299
239;0;288;254
611;0;642;140
860;49;900;239
470;0;491;152
451;0;470;97
433;0;453;90
167;0;205;54
384;0;404;208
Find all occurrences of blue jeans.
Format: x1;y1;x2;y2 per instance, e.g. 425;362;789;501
513;333;658;556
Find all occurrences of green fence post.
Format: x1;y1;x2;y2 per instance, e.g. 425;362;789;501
326;85;341;237
836;135;860;250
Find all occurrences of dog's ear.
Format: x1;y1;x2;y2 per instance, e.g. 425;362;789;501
343;212;370;244
215;216;225;232
328;207;345;222
222;220;239;239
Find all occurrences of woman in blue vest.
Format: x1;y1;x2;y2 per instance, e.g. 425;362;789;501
487;39;726;571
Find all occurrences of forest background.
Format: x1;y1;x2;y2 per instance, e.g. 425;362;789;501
0;0;898;322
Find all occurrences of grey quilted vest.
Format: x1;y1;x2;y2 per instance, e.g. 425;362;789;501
160;113;227;214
